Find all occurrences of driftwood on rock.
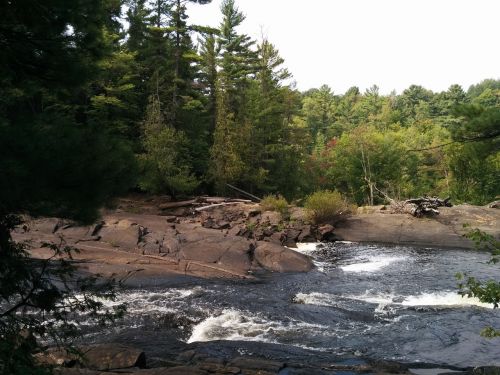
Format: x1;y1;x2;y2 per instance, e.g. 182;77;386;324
158;197;253;212
391;196;452;217
226;184;262;202
158;200;196;210
194;202;242;212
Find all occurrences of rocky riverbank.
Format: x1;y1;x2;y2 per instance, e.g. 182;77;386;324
336;204;499;249
13;196;499;283
13;197;320;282
18;197;500;375
42;340;500;375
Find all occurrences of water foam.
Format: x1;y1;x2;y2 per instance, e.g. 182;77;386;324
340;255;405;273
401;291;494;309
187;309;326;344
85;287;205;315
294;242;320;254
296;291;494;310
294;292;339;307
290;243;329;272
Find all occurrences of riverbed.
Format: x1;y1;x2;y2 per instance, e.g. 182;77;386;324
83;242;500;368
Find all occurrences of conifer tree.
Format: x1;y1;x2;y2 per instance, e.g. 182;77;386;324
139;94;199;196
0;1;137;371
210;78;248;191
209;0;257;192
198;32;219;134
246;40;304;196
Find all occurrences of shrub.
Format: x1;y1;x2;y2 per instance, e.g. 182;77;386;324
260;195;289;218
304;190;356;224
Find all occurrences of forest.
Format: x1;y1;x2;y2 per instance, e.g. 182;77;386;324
2;0;499;218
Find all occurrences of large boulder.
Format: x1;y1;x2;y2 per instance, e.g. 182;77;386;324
254;242;314;273
37;344;146;371
99;219;142;251
80;343;146;371
179;229;254;274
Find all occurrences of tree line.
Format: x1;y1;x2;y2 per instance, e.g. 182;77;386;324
106;0;500;205
1;0;499;226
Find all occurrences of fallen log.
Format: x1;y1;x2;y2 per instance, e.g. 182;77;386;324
405;196;452;207
158;200;196;210
226;184;262;202
194;202;241;212
200;197;253;204
391;196;452;217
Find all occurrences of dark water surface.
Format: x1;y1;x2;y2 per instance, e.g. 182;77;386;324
84;243;500;367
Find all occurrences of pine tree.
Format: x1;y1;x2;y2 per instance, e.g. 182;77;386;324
198;32;219;134
217;0;257;116
0;1;136;371
246;40;302;196
139;94;199;196
0;0;136;222
209;0;257;193
127;0;150;52
209;79;248;191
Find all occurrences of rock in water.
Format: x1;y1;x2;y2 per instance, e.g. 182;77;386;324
254;242;314;273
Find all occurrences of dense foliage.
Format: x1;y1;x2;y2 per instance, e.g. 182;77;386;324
3;0;492;205
1;1;134;373
119;0;500;204
2;0;496;208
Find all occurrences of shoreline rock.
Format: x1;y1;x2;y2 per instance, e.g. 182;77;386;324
46;341;488;375
335;205;499;250
13;199;499;282
13;202;315;281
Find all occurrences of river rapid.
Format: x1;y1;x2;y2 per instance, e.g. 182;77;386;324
84;242;500;368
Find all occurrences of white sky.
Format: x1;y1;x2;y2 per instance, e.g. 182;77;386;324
187;0;500;95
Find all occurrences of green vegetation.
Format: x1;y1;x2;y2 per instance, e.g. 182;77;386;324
1;1;133;372
457;226;500;337
260;195;290;218
3;0;495;204
304;190;356;224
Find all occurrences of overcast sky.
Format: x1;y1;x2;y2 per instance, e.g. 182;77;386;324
186;0;500;95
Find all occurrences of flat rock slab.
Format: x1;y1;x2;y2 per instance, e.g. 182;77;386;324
335;205;499;249
229;357;284;372
134;367;208;374
19;207;315;280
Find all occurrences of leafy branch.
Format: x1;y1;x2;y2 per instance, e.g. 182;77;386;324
456;224;500;338
0;216;126;374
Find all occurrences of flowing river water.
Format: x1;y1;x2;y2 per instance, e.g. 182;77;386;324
84;242;500;368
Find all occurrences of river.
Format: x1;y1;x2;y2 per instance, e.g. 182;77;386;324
84;242;500;368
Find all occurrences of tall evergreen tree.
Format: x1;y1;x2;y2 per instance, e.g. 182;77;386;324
198;32;219;134
209;0;257;192
139;94;199;196
0;2;137;371
0;0;136;222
